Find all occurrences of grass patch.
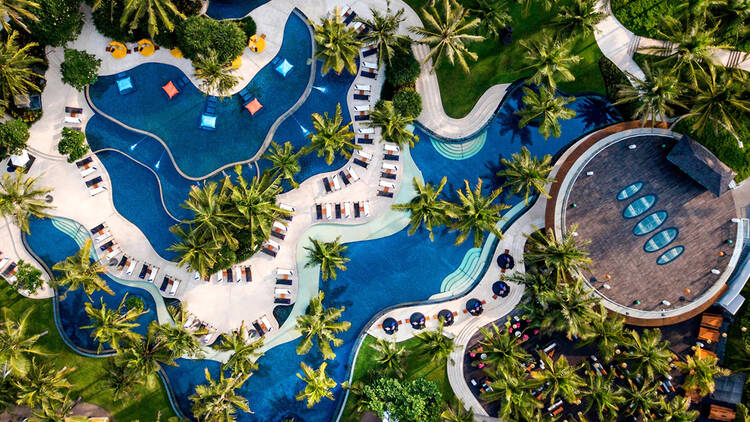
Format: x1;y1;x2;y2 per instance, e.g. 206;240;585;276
404;0;606;118
340;334;457;421
0;282;176;421
723;279;750;404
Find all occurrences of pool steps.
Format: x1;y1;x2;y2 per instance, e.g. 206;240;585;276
430;129;487;160
440;247;482;293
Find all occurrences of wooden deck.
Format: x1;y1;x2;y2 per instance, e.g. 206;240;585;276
564;136;736;312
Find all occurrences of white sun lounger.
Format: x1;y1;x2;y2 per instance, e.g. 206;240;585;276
214;270;223;283
95;231;112;243
344;202;352;218
260;315;273;332
379;180;396;189
202;333;213;344
279;203;295;214
356;150;373;160
382;163;398;171
346;166;360;182
149;268;159;282
362;61;378;70
331;174;342;190
358;127;375;134
353;104;370;112
233;266;242;282
274;288;292;297
325;203;333;220
363;201;371;216
64;116;82;125
383;144;400;153
89;186;107;196
169;280;180;296
266;240;281;250
276;268;294;278
105;248;120;260
126;260;137;275
350;21;364;31
183;315;195;329
80;167;97;178
354;84;371;92
272;221;287;233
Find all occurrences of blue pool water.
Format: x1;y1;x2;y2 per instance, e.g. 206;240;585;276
87;11;312;178
205;0;271;19
24;218;160;352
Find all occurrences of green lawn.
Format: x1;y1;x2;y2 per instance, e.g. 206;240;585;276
0;282;176;421
723;280;750;404
404;0;607;118
340;334;457;421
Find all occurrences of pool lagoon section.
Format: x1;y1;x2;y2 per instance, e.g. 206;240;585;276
87;11;312;178
206;0;271;19
24;217;161;352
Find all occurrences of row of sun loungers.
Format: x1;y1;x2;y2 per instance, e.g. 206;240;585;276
76;157;108;196
211;265;252;283
115;255;138;275
158;275;181;296
353;149;373;168
274;268;295;304
250;314;274;339
322;166;360;193
315;201;371;220
259;204;295;259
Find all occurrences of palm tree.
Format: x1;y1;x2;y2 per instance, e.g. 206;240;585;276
392;176;451;241
0;169;52;234
482;367;542;421
506;270;555;297
356;1;410;66
0;307;45;374
13;358;74;410
230;167;286;252
190;367;252;420
713;0;750;44
470;0;511;39
304;103;359;165
193;52;240;97
580;304;625;362
448;178;508;247
0;32;42;112
28;390;75;422
368;100;419;147
415;319;455;362
295;362;336;408
530;353;585;403
536;278;599;339
497;146;555;205
580;373;624;421
304;237;350;282
519;34;581;90
370;337;409;378
81;295;144;353
313;9;363;75
621;328;673;379
515;86;577;140
523;227;591;282
118;322;178;386
150;321;204;360
341;379;369;418
476;323;531;372
553;0;606;36
654;15;727;87
295;291;351;359
0;0;37;32
118;0;184;39
675;353;730;397
680;67;750;141
51;239;112;299
102;359;138;401
168;224;220;280
181;179;240;249
441;398;475;422
616;63;686;125
410;0;485;73
215;321;264;377
657;395;699;422
262;141;302;188
622;379;659;419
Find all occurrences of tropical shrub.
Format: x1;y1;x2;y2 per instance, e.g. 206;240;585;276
239;15;257;39
92;0;148;42
125;295;145;313
58;128;89;163
675;117;750;182
362;377;443;422
172;0;201;16
0;119;29;159
26;0;84;47
176;16;246;64
598;56;637;120
393;88;422;118
61;49;101;91
385;48;420;88
11;260;43;294
610;0;680;39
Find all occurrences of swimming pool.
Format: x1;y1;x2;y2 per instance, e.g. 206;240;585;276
87;11;312;178
205;0;271;19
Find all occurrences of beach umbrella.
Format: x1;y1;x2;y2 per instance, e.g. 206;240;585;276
382;317;398;334
497;252;514;270
466;298;483;316
438;309;454;326
409;312;425;329
10;150;29;167
492;280;511;298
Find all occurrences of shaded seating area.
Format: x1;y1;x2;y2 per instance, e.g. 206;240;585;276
465;298;484;316
381;317;399;334
162;76;189;100
497;249;514;272
271;56;294;77
199;96;218;130
409;312;426;329
437;309;455;326
492;280;510;298
115;72;135;95
238;87;263;116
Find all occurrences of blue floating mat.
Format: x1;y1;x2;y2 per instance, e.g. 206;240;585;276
275;58;294;77
200;114;217;131
116;76;134;95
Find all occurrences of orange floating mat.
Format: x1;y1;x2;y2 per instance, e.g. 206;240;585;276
162;81;179;99
245;98;263;115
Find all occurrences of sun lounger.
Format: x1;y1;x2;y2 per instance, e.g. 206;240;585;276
358;127;374;135
244;266;252;282
343;8;356;24
99;240;114;251
159;277;169;291
357;136;373;145
353;158;368;168
2;262;16;277
360;70;377;79
331;174;341;190
325;203;333;220
261;248;276;257
126;260;136;275
0;257;9;272
77;157;93;168
105;248;120;260
202;332;213;344
354;115;370;121
322;177;332;193
214;270;223;283
384;153;399;161
64;116;82;125
275;298;291;304
89;186;107;197
276;268;293;279
233;266;242;282
363;201;371;216
362;61;378;70
353;202;361;218
379;180;396;190
90;223;104;234
347;166;360;182
355;84;371;92
226;268;233;282
383;144;400;153
96;231;112;244
85;176;103;187
353;94;370;101
260;316;273;332
253;321;264;336
362;47;378;57
335;203;342;219
274;288;292;297
183;315;195;329
149;268;158;282
80;167;97;178
316;204;323;220
344;202;352;218
378;191;394;198
279;203;295;221
169;280;180;296
353;104;370;112
276;278;292;286
382;163;398;171
339;171;350;185
138;264;148;279
65;106;83;114
116;256;127;271
381;171;396;180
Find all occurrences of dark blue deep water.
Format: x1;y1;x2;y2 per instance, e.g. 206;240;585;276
205;0;271;19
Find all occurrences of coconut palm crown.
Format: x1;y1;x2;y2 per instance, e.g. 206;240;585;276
313;10;363;75
305;103;360;165
515;86;577;140
355;0;411;66
448;178;508;247
0;169;53;234
304;236;350;281
497;146;555;205
51;239;112;299
391;176;451;241
519;34;581;90
295;291;351;359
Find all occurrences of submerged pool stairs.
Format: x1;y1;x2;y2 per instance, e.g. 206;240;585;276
430;130;487;160
440;247;483;293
